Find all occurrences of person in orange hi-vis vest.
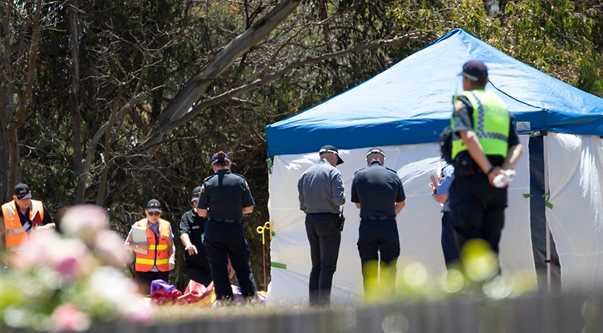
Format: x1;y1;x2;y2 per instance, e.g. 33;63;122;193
124;199;176;294
0;183;56;264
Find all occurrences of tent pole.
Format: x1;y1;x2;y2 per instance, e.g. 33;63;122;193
546;216;551;292
543;134;552;292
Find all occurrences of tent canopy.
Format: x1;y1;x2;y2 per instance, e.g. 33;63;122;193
266;29;603;157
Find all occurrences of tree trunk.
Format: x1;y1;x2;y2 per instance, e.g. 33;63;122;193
143;0;302;149
6;102;22;194
0;84;9;203
69;0;86;204
4;0;42;194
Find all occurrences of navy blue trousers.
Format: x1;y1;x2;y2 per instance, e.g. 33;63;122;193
449;174;507;254
441;211;460;267
357;218;400;293
305;213;341;306
204;220;257;301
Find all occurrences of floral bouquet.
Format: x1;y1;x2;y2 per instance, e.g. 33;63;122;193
0;205;153;332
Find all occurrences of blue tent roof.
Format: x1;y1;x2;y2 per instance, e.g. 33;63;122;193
266;29;603;156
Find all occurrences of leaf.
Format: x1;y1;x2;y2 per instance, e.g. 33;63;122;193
545;201;554;209
523;193;533;198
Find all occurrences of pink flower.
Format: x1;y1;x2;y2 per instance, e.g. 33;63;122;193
61;205;110;243
50;304;91;332
94;231;133;267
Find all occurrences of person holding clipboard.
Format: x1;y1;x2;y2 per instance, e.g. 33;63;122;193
124;199;175;294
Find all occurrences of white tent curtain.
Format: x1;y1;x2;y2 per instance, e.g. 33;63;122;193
267;137;535;304
546;133;603;290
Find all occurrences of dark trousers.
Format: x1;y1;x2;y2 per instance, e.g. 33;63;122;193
204;220;257;301
185;264;212;287
135;271;170;295
357;218;400;293
449;173;507;254
305;213;341;306
441;211;460;267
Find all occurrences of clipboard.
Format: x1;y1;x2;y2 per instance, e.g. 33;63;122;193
132;225;148;255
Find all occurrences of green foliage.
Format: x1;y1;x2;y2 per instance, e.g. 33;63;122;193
1;0;601;292
364;239;536;304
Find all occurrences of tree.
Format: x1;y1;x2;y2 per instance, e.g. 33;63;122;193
0;0;43;203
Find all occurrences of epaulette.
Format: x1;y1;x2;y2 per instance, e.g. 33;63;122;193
232;172;246;179
202;174;217;183
386;167;399;174
354;167;365;174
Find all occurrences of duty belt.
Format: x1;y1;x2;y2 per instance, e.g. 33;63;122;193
210;218;241;223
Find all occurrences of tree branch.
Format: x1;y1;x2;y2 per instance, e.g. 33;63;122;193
150;31;435;141
143;0;302;148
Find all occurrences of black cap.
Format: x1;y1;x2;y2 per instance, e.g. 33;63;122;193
458;59;488;82
146;199;162;213
211;152;231;165
366;148;386;158
14;183;32;199
319;145;344;165
191;186;202;202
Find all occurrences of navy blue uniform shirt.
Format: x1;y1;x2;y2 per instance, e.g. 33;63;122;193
197;169;255;220
351;161;405;218
179;209;209;267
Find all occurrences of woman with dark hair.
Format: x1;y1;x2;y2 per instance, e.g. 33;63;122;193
196;151;258;303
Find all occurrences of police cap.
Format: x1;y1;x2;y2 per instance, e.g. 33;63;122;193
458;59;488;82
14;183;32;199
146;199;162;213
319;145;344;165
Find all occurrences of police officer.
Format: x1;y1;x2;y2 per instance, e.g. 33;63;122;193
196;151;257;302
351;148;405;294
449;59;523;257
430;164;459;267
179;186;212;286
124;199;176;294
298;145;346;306
0;183;55;263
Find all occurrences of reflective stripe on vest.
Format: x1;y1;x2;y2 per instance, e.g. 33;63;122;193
451;90;510;160
134;219;171;272
2;200;45;252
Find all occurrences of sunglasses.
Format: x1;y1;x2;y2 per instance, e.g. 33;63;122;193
147;212;161;216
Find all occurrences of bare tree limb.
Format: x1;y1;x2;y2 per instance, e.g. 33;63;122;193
6;0;42;194
149;31;434;141
143;0;302;149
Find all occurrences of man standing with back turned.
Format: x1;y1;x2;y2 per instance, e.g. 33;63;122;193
298;145;345;306
449;59;523;259
352;148;405;295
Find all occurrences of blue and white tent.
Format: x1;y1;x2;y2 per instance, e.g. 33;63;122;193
265;29;603;304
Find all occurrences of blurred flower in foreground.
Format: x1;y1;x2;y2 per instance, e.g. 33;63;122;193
461;239;498;283
51;304;91;332
363;239;536;304
61;205;110;244
0;204;153;331
95;230;132;267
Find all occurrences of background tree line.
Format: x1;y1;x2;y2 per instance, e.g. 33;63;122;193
0;0;601;289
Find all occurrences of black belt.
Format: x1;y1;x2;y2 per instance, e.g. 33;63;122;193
209;218;241;223
308;212;339;216
361;216;394;221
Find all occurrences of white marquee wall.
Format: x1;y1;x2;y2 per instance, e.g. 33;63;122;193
267;137;535;304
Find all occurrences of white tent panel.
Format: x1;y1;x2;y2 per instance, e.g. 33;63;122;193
267;137;534;304
546;133;603;289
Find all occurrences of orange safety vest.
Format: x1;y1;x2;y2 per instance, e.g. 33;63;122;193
1;200;44;253
134;219;171;272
